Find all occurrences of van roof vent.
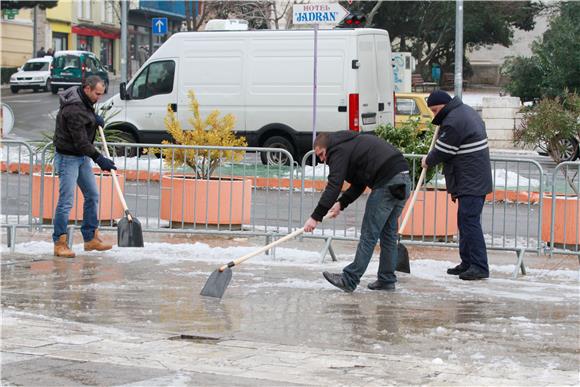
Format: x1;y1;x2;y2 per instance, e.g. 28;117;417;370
204;19;249;31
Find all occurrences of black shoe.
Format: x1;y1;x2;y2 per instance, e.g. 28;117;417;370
367;280;395;291
447;264;470;275
459;267;489;281
322;271;353;293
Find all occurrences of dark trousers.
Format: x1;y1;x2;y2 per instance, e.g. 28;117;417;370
457;195;489;274
342;173;411;290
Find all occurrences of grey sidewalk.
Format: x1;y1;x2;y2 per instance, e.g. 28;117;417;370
2;230;579;386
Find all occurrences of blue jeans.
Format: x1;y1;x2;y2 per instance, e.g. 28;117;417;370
342;173;411;290
52;153;99;243
457;195;489;274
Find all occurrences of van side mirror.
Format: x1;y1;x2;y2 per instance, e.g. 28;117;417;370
120;82;128;100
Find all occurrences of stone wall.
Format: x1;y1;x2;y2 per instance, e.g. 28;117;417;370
481;97;521;149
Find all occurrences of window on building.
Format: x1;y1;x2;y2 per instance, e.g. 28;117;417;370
52;32;68;52
102;0;115;24
129;60;175;100
78;0;92;20
77;35;93;52
100;38;113;71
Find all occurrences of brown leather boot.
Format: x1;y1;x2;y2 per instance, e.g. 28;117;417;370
54;235;75;258
84;230;113;252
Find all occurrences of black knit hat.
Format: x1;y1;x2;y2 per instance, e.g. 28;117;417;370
427;90;452;107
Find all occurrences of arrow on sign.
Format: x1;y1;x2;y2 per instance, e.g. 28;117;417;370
155;19;164;32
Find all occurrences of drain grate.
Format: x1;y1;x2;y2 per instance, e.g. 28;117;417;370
168;334;221;343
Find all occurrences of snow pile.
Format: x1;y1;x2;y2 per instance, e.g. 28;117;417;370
295;163;329;179
492;168;540;190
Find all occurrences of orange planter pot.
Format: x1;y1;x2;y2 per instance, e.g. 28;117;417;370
541;195;580;245
399;190;458;237
32;173;125;221
160;175;252;225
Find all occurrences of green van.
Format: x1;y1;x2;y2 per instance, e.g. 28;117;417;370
50;50;109;94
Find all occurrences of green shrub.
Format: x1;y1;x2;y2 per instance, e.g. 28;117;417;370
375;119;437;187
515;92;579;193
1;67;18;84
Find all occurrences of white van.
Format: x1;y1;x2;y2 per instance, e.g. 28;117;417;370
105;28;394;164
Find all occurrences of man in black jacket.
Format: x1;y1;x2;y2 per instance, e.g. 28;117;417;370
52;75;117;258
421;90;493;280
304;132;411;292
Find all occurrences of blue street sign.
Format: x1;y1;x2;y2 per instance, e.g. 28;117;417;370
152;17;168;35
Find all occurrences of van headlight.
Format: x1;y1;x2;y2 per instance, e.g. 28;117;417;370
10;74;17;80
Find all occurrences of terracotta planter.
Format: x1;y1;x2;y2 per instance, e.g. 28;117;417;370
32;173;125;221
399;190;458;237
541;195;580;245
160;175;252;225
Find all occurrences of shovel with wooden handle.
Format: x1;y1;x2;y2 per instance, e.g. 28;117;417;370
201;215;334;299
200;227;307;299
98;126;144;247
396;125;441;274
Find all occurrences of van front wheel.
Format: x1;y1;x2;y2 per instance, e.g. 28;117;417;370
260;136;295;166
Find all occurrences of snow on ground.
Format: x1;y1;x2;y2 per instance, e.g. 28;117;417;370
431;167;541;190
3;240;577;295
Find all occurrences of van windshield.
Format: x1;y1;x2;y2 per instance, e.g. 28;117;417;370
23;62;49;71
54;55;81;70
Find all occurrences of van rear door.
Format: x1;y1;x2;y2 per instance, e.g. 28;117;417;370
374;34;394;126
356;34;379;132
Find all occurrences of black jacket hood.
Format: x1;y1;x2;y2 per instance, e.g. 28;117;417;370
59;86;93;110
327;130;358;148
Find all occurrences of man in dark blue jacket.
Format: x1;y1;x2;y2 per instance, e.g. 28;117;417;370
304;132;411;292
421;90;493;280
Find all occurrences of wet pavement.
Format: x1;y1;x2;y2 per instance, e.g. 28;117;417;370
1;230;579;385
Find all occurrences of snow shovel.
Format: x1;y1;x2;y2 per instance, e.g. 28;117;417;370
396;125;441;273
98;126;144;247
201;226;308;298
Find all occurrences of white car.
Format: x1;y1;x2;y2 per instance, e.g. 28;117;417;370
10;56;52;93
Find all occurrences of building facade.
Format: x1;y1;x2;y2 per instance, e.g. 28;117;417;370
0;8;34;68
46;0;121;74
127;1;186;77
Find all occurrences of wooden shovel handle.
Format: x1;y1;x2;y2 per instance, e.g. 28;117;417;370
218;214;333;271
219;227;305;271
97;126;132;221
398;125;441;234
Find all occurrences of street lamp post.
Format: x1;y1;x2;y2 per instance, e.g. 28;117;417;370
454;0;463;99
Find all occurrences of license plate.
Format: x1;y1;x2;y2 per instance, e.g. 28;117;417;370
362;116;376;125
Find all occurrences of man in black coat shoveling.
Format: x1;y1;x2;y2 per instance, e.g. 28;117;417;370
52;75;117;258
303;132;411;292
421;90;493;280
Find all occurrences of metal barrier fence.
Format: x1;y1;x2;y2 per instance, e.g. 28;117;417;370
0;140;34;252
33;142;296;241
548;161;580;256
2;140;578;272
299;151;546;277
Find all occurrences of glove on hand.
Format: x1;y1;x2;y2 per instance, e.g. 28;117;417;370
95;114;105;128
95;155;117;171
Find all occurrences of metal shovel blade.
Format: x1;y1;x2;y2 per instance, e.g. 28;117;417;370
396;243;411;274
117;216;144;247
200;268;232;299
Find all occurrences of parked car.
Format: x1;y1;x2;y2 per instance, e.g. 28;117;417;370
536;135;580;161
50;50;109;94
9;56;52;93
395;92;433;131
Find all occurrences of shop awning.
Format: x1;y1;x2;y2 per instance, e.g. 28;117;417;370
72;25;120;40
